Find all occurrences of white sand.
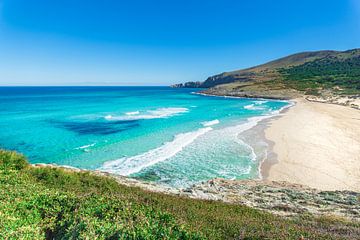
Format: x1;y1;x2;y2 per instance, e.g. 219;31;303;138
264;98;360;191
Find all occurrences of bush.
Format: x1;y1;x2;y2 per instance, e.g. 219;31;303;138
0;149;28;171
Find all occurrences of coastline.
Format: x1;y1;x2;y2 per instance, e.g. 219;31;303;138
29;90;360;193
257;105;294;180
199;90;360;192
239;102;294;181
196;91;295;180
262;98;360;191
24;93;360;220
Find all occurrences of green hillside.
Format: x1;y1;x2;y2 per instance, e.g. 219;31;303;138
1;150;359;239
174;49;360;98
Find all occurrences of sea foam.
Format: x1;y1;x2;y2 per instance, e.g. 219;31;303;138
100;127;213;175
75;143;96;150
104;107;188;121
243;104;265;110
201;119;220;127
125;111;140;115
254;100;268;105
100;102;293;177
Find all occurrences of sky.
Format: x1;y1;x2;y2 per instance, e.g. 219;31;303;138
0;0;359;86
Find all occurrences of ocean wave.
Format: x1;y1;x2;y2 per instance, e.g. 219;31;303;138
125;111;140;116
243;104;254;109
218;111;286;160
218;165;252;177
232;114;277;132
75;143;96;150
254;100;268;105
234;138;257;162
243;104;265;110
270;101;295;114
101;101;293;178
104;107;189;121
100;127;213;175
201;119;220;127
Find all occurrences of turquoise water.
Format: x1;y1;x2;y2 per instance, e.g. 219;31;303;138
0;87;289;187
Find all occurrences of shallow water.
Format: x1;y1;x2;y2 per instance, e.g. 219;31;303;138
0;87;289;187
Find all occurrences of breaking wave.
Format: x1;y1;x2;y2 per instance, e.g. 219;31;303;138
104;107;188;121
100;127;213;175
125;111;140;116
201;119;220;127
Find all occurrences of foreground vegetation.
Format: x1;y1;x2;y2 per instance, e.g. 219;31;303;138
1;150;359;239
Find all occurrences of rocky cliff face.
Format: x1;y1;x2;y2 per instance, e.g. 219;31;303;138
172;73;253;88
171;81;203;88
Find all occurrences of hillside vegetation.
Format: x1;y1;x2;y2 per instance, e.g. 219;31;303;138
1;150;360;239
173;49;360;98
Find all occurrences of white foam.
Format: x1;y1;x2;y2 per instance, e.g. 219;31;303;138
201;119;220;127
235;138;257;162
218;109;290;160
125;111;140;116
101;101;294;179
244;104;254;109
100;127;213;176
104;107;188;121
75;143;96;150
236;115;276;132
270;101;295;115
244;104;265;110
254;100;268;105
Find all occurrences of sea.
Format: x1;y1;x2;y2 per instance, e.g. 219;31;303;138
0;87;290;188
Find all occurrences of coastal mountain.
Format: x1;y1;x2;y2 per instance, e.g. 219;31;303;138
173;49;360;99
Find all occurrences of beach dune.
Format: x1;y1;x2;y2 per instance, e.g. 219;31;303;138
264;99;360;192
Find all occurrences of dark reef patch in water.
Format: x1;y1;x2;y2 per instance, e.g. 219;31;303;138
133;170;162;182
48;119;139;135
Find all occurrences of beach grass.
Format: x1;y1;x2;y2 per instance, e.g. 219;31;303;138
1;150;359;239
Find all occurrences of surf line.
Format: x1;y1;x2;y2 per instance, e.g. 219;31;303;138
100;127;212;175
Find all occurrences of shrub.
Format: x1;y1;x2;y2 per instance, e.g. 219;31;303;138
0;149;28;171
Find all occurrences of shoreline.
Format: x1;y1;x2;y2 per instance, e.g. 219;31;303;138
198;91;360;191
23;92;360;220
262;98;360;191
31;90;360;192
196;91;296;181
258;105;294;180
239;102;294;180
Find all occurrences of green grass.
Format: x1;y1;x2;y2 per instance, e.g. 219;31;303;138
1;150;359;239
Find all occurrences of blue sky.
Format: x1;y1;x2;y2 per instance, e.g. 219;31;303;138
0;0;359;86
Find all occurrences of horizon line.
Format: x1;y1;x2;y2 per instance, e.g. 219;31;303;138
0;85;173;87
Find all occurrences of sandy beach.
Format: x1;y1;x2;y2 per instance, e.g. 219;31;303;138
263;98;360;191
